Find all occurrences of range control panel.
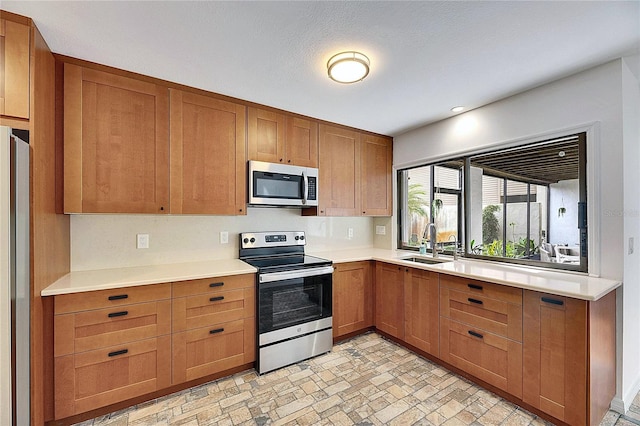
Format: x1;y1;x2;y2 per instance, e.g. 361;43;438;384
240;231;305;249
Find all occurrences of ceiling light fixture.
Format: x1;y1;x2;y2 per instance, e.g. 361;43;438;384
451;106;465;113
327;51;370;84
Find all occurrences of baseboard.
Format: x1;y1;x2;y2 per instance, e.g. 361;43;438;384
611;397;626;414
617;374;640;414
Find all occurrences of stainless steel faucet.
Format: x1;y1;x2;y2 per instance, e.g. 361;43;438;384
425;223;438;258
449;234;459;260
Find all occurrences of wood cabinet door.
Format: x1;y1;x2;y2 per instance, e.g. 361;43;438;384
285;116;318;167
172;318;255;384
523;291;587;425
55;335;171;418
170;89;246;214
0;18;30;119
64;64;170;213
318;124;360;216
440;317;522;398
374;263;404;339
333;261;373;338
247;107;285;164
360;134;392;216
404;268;439;356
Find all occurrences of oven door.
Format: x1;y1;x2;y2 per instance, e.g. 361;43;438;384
257;267;332;336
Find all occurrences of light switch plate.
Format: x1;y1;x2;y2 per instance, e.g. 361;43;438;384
136;233;149;249
376;225;386;235
348;228;354;239
220;231;229;244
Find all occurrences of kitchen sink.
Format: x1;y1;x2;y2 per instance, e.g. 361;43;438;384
399;256;451;265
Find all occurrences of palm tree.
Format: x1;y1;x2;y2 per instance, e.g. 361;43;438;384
408;183;428;218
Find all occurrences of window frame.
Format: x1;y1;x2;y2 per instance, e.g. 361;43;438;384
397;133;588;273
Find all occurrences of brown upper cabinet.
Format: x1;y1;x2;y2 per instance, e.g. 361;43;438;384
247;107;318;167
170;89;246;215
0;16;30;119
316;124;392;216
63;63;170;213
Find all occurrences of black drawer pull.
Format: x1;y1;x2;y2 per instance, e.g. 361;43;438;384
468;330;484;339
209;282;224;288
108;349;128;357
108;311;129;318
468;298;483;305
467;284;483;290
541;297;564;306
108;294;128;301
209;328;224;334
209;296;225;302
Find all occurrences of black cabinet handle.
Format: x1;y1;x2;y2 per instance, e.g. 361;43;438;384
468;298;483;305
209;282;224;288
108;349;128;357
209;296;225;302
541;297;564;306
467;284;483;290
468;330;484;339
108;294;128;301
108;311;129;318
209;328;224;334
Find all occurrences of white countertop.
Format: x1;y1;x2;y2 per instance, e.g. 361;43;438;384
310;248;621;301
41;259;257;296
42;248;620;301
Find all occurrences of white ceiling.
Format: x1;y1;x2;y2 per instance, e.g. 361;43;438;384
3;1;639;136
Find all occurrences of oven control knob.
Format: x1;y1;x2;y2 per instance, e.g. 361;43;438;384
300;235;305;240
250;237;256;243
243;238;249;244
294;236;299;240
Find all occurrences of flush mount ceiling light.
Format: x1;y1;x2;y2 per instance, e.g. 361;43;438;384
327;51;370;84
451;106;465;112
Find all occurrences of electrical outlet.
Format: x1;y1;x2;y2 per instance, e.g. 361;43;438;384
376;225;386;235
629;237;634;255
136;233;149;249
220;231;229;244
348;228;354;239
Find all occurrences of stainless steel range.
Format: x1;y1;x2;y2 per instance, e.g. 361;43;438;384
239;231;333;374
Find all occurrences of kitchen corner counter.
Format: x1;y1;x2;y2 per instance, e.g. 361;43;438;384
310;247;621;301
41;259;257;296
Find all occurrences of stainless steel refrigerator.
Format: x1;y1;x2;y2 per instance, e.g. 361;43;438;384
1;126;30;426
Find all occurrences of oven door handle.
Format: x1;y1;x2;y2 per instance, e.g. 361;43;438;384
259;266;334;283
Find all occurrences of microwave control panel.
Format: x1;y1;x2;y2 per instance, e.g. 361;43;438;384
308;177;317;200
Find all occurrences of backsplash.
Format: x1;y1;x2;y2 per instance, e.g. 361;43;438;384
71;208;375;271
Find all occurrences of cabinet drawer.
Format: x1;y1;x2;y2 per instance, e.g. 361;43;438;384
172;274;254;298
439;275;522;305
440;286;523;341
54;335;171;419
440;317;522;399
55;300;171;356
54;283;171;314
172;287;255;332
172;318;255;384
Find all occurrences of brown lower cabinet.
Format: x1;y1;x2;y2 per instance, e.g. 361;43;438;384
53;274;256;420
523;290;616;426
403;268;439;356
375;262;405;339
332;261;374;338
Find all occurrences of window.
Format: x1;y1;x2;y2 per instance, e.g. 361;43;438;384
398;161;463;255
398;133;587;272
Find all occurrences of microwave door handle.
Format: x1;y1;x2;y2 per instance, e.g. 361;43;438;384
302;171;308;205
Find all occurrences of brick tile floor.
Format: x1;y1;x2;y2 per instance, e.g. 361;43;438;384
74;333;639;426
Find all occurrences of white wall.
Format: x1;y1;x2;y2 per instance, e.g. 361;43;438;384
71;208;373;270
621;57;640;410
395;59;637;410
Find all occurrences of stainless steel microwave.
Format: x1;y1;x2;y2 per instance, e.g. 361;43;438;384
248;160;319;207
